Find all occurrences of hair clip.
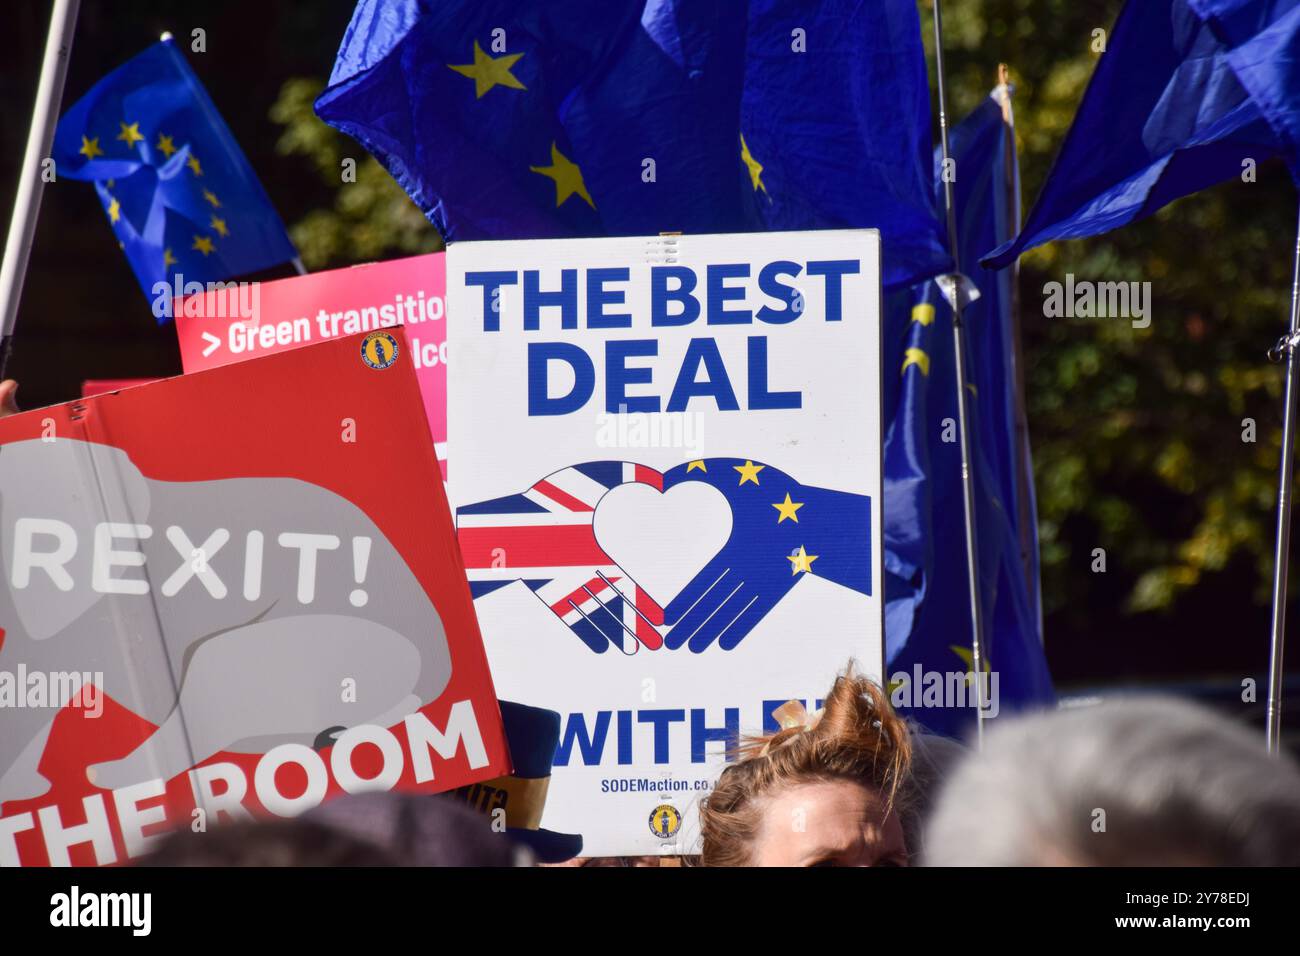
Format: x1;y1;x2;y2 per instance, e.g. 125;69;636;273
759;700;826;755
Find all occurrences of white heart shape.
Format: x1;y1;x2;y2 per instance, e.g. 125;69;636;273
593;480;733;608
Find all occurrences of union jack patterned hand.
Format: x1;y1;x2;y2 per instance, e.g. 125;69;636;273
457;461;667;655
658;458;872;652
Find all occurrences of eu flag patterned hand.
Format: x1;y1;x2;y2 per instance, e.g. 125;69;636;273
659;458;872;652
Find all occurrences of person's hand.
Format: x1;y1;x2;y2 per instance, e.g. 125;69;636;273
457;462;666;655
659;458;873;652
0;380;19;418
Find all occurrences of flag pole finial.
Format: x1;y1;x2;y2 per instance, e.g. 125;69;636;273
996;63;1015;121
160;31;174;43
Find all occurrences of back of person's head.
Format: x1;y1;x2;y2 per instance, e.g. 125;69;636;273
135;818;399;866
138;792;531;867
306;791;531;866
698;666;913;866
924;696;1300;866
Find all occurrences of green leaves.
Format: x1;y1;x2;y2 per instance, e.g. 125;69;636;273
268;77;442;269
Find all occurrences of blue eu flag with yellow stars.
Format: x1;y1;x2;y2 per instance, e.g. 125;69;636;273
52;38;297;319
317;1;759;243
885;92;1055;737
315;0;948;291
983;0;1300;268
741;0;950;289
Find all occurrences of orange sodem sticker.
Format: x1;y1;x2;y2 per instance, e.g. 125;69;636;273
361;331;400;369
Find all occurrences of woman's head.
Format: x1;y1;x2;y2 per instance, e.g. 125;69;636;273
698;667;912;866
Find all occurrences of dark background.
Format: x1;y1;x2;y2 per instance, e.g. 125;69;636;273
1;1;1296;740
1;2;354;396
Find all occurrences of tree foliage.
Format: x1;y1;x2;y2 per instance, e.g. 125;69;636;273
270;77;440;268
927;0;1296;652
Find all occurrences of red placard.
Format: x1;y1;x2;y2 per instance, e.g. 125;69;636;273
82;379;159;398
0;330;505;866
173;253;447;474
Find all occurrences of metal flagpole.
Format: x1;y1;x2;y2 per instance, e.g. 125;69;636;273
931;0;989;748
1265;200;1300;754
0;0;82;380
996;64;1039;635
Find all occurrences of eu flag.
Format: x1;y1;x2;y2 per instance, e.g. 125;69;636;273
315;0;948;290
885;93;1055;737
1195;0;1300;158
317;1;759;243
741;0;950;289
53;39;297;318
984;0;1300;268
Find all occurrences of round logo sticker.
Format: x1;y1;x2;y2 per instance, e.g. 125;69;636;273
648;803;682;840
361;331;400;369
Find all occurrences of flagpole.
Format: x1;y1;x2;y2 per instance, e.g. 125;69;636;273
1265;199;1300;754
0;0;81;380
996;64;1041;639
931;0;989;747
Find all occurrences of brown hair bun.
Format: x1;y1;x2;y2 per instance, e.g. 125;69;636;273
698;663;912;866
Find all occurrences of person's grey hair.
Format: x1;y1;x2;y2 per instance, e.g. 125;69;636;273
923;696;1300;866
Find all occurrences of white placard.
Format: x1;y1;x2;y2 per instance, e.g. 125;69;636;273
447;229;883;856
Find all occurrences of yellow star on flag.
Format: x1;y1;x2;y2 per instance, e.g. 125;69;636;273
79;136;103;160
448;40;526;98
210;215;229;237
163;248;177;270
911;303;935;326
901;347;930;376
192;234;215;256
686;460;707;473
202;189;221;208
117;121;144;148
187;154;203;176
734;460;765;485
787;545;818;575
107;197;121;224
772;493;803;523
950;645;992;675
156;133;177;158
740;134;766;193
530;142;594;208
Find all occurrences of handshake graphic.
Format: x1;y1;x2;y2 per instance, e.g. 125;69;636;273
458;457;871;655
